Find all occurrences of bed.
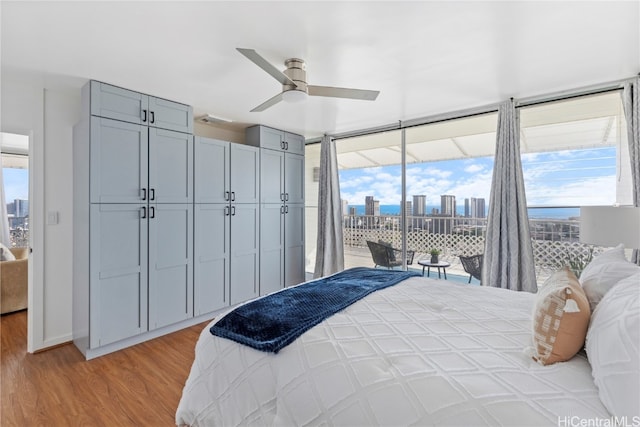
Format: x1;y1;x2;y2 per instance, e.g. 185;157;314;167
176;254;640;426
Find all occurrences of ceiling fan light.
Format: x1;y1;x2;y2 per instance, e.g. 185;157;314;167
282;90;308;103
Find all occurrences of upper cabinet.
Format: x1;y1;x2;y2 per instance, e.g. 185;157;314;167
89;81;193;134
245;125;305;155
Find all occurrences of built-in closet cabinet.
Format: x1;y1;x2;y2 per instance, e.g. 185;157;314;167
74;80;194;359
246;125;305;295
246;125;305;155
193;137;260;314
89;80;193;134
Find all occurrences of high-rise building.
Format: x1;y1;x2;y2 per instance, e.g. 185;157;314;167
349;207;357;216
470;197;486;218
14;199;29;218
402;201;412;216
441;195;456;217
464;198;471;217
341;199;349;216
412;195;426;216
365;196;380;216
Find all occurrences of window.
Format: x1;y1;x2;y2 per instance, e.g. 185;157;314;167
304;89;632;284
519;91;629;215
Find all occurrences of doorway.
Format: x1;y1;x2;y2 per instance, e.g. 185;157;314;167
1;132;30;319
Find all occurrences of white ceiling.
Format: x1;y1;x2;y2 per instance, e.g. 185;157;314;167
1;1;638;139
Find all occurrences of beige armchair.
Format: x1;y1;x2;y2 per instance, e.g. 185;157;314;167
1;247;28;314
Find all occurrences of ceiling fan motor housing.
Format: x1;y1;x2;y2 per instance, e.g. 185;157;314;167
283;58;308;93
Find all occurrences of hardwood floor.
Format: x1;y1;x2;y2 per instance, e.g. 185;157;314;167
1;310;208;426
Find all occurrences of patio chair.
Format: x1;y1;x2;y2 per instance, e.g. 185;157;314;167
366;241;415;269
460;254;483;283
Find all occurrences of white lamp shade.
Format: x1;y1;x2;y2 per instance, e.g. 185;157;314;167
580;206;640;249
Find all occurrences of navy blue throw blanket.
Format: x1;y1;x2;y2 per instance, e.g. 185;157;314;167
210;267;421;353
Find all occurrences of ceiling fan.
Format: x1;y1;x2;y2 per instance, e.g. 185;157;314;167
237;48;380;112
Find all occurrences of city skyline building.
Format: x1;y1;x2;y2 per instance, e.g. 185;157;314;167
440;194;456;217
402;201;412;216
412;195;426;216
464;197;486;218
365;196;380;216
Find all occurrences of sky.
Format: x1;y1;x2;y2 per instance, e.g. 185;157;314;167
339;147;619;208
3;168;28;203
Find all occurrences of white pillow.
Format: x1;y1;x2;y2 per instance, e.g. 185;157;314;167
586;272;640;418
580;244;640;311
0;242;16;261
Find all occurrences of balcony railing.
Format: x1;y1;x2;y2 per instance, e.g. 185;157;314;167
343;212;602;284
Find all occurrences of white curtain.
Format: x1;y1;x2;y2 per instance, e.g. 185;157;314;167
622;77;640;265
314;135;344;278
482;99;537;292
0;164;10;246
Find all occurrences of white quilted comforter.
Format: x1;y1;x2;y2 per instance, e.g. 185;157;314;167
176;276;609;426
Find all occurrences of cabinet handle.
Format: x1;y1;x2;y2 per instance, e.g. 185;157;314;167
285;205;289;214
142;109;147;123
225;191;230;201
285;193;289;201
150;206;155;219
150;111;155;124
231;191;235;201
141;206;147;219
280;192;285;201
280;205;285;214
285;141;289;150
231;206;236;216
224;206;230;216
150;188;155;201
141;188;147;201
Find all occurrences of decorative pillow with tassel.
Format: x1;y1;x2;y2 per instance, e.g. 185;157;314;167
531;267;591;365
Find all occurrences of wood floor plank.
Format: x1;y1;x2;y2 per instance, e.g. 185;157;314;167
1;310;208;426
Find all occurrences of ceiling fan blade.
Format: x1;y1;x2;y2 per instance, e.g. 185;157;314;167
308;85;380;101
250;92;284;112
237;48;297;87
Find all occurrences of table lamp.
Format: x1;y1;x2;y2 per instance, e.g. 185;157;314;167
580;205;640;250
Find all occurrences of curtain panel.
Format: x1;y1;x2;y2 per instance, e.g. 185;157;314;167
482;99;537;292
622;77;640;265
314;135;345;278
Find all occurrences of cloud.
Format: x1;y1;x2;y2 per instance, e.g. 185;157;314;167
464;164;484;174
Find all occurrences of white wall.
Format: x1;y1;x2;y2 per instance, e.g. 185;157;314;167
1;70;82;351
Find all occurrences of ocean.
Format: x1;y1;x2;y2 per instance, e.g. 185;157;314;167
348;205;579;220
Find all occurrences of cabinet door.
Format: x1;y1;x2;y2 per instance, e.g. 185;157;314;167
284;153;305;205
194;137;230;204
148;204;193;330
257;126;284;151
284;132;305;155
90;81;148;125
89;204;148;348
90;117;148;204
285;204;305;287
148;96;194;134
260;149;284;204
194;204;230;315
148;128;193;203
230;144;260;204
260;204;284;295
230;204;259;305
